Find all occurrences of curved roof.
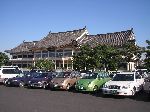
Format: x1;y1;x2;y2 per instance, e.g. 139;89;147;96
80;28;135;47
6;28;135;53
32;27;87;50
7;41;38;53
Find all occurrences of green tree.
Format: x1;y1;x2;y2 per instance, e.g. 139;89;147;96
73;44;93;70
120;40;142;63
73;44;122;71
144;40;150;71
93;45;122;71
0;52;9;67
35;59;54;71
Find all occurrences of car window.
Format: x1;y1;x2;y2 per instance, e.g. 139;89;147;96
35;73;48;78
112;74;134;81
82;73;97;79
135;75;142;79
2;69;19;74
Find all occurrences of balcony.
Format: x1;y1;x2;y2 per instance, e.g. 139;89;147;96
10;58;34;61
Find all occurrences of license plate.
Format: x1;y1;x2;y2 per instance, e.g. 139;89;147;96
110;90;117;94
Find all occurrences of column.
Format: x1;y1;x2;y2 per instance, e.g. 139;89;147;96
62;58;64;68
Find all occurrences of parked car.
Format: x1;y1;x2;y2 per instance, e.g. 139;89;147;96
47;71;71;90
58;71;81;90
27;72;53;88
0;67;22;83
143;76;150;94
102;72;144;96
5;72;38;87
75;71;111;92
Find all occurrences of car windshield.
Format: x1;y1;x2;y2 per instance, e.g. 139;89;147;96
82;73;97;79
56;72;70;78
112;74;134;81
34;73;48;78
97;72;109;78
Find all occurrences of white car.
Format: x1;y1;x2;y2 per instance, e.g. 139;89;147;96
0;67;21;83
102;72;144;96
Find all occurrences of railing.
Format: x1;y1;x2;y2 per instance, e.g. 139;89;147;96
10;58;34;61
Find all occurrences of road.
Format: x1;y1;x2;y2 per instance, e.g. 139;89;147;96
0;85;150;112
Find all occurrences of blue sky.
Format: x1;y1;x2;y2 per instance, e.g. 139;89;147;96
0;0;150;52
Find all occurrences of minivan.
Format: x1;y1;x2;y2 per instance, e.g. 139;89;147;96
0;67;21;83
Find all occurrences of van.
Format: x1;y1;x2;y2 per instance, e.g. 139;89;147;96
0;67;21;83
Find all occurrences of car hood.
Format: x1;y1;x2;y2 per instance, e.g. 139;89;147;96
51;78;66;84
9;77;24;81
77;79;94;86
105;81;133;86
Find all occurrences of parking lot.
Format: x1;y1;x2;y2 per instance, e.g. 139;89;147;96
0;85;150;112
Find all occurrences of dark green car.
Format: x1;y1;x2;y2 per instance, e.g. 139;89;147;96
75;72;111;92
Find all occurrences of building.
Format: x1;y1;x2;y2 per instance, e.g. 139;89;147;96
5;27;137;71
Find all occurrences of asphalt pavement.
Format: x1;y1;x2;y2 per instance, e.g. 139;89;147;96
0;85;150;112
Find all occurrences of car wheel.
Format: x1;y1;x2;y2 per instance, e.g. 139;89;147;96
3;78;8;85
43;83;47;89
66;84;71;90
131;87;136;96
93;85;98;92
19;81;24;87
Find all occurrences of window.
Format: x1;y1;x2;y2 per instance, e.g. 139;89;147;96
18;55;22;58
23;55;27;58
34;52;41;58
56;50;63;58
64;50;72;57
28;55;34;58
49;52;55;57
12;56;17;59
42;51;48;58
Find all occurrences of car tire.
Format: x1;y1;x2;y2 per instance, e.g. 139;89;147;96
43;83;47;89
131;87;136;96
19;81;24;87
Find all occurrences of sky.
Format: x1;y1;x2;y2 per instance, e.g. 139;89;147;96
0;0;150;53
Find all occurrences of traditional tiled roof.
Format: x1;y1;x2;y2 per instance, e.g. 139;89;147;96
7;41;38;53
5;28;135;53
80;28;135;47
32;27;87;50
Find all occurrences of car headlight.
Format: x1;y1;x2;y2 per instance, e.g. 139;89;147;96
13;80;18;82
38;81;42;84
103;85;108;88
122;85;130;89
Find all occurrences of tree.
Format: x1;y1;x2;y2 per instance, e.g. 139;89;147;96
35;59;54;71
144;40;150;71
73;44;122;71
0;52;9;67
120;40;142;63
93;45;122;71
73;44;93;70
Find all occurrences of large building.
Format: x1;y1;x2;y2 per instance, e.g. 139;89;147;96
5;27;136;71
